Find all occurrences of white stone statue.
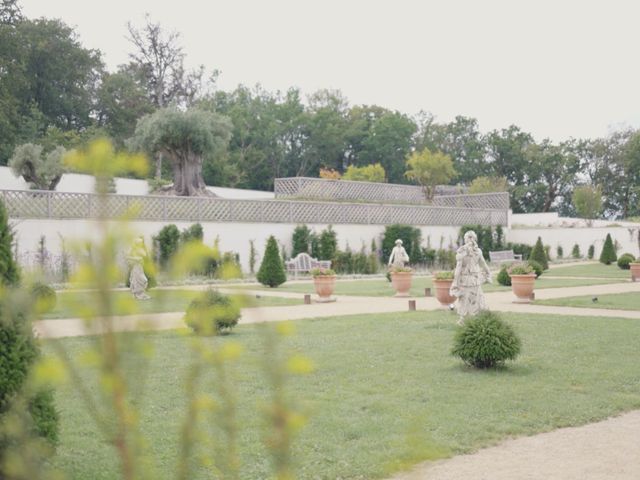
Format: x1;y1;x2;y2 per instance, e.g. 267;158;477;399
449;230;492;324
388;239;410;268
128;237;150;300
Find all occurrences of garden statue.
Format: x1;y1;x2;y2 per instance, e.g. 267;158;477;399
450;230;492;324
388;239;409;268
128;237;150;300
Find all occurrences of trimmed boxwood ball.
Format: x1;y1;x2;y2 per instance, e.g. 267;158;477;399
617;253;635;270
527;259;543;278
184;289;240;335
497;265;511;286
30;282;57;314
451;310;521;369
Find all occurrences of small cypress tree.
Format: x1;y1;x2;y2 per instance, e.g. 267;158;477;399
587;244;595;259
249;240;257;274
291;225;311;257
571;244;581;259
257;236;286;287
0;200;19;286
529;237;549;270
599;233;617;265
319;226;338;261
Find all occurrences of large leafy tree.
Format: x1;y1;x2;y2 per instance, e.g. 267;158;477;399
9;143;66;190
129;108;232;196
405;148;457;201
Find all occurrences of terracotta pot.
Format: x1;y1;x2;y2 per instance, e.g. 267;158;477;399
390;271;413;297
630;263;640;282
510;273;536;303
433;278;455;306
313;275;336;302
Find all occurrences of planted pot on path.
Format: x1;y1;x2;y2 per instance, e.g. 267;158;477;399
630;263;640;282
390;269;413;297
311;268;337;303
433;272;456;307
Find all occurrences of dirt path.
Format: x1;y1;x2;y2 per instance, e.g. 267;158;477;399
391;410;640;480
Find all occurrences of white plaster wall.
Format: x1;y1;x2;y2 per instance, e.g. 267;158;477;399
11;218;459;273
506;227;640;260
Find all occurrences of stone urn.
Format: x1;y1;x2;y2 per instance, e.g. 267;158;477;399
510;273;536;303
630;263;640;282
313;275;337;302
433;279;456;307
390;271;413;297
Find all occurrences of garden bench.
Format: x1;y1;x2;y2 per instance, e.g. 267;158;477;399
489;250;522;264
285;252;331;276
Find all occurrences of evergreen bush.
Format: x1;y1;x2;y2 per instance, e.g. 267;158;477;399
381;225;421;264
184;289;240;335
497;265;511;286
571;244;581;259
556;245;563;259
599;234;617;265
319;226;337;261
291;225;311;257
0;200;20;286
530;237;549;270
617;253;635;270
505;242;533;261
30;282;57;314
154;224;180;268
180;223;204;243
257;236;286;287
451;310;521;369
527;260;543;279
0;292;59;450
587;244;595;259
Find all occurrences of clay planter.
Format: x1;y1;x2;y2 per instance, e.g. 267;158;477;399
630;263;640;282
433;279;456;307
390;271;413;297
313;275;337;302
510;273;536;303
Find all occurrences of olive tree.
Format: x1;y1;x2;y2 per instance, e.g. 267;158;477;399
9;144;66;190
129;107;231;196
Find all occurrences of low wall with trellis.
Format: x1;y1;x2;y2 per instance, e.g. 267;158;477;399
0;189;508;226
274;177;509;210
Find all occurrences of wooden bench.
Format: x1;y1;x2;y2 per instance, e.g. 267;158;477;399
285;252;332;276
489;250;523;264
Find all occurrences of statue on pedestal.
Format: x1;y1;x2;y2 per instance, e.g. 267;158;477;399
128;237;150;300
450;231;491;324
388;239;410;269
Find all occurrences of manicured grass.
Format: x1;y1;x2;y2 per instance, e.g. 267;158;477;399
547;263;631;279
237;275;622;297
42;289;299;319
47;310;640;479
535;292;640;311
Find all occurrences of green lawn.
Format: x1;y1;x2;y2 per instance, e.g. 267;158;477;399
236;275;622;297
535;292;640;311
547;263;632;279
47;310;640;479
43;289;299;319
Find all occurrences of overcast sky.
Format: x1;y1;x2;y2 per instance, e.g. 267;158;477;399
20;0;640;142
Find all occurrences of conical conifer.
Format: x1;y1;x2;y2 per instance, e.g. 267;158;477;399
257;236;286;287
599;233;617;265
529;236;549;270
0;199;19;286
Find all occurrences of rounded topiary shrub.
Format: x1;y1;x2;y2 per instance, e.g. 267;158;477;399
497;265;511;286
184;289;240;335
30;282;57;314
527;260;543;279
451;310;521;369
617;253;635;270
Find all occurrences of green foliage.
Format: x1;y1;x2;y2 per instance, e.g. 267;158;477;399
249;240;257;274
0;292;59;448
458;225;496;259
497;265;511;286
342;163;386;183
434;271;454;280
30;282;57;314
180;223;204;243
332;246;378;275
530;237;549;270
573;185;603;224
572;244;581;259
588;244;595;260
556;245;563;259
527;260;543;279
451;311;521;369
436;249;456;269
257;236;286;287
0;200;20;286
154;224;180;268
599;234;617;265
9;144;66;190
507;262;534;275
291;225;311;257
467;176;508;194
310;267;336;277
381;225;422;264
617;253;635;270
405;148;457;201
318;226;337;261
184;289;240;335
505;243;533;261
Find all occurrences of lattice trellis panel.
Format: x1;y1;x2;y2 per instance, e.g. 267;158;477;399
432;192;509;210
1;189;508;226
